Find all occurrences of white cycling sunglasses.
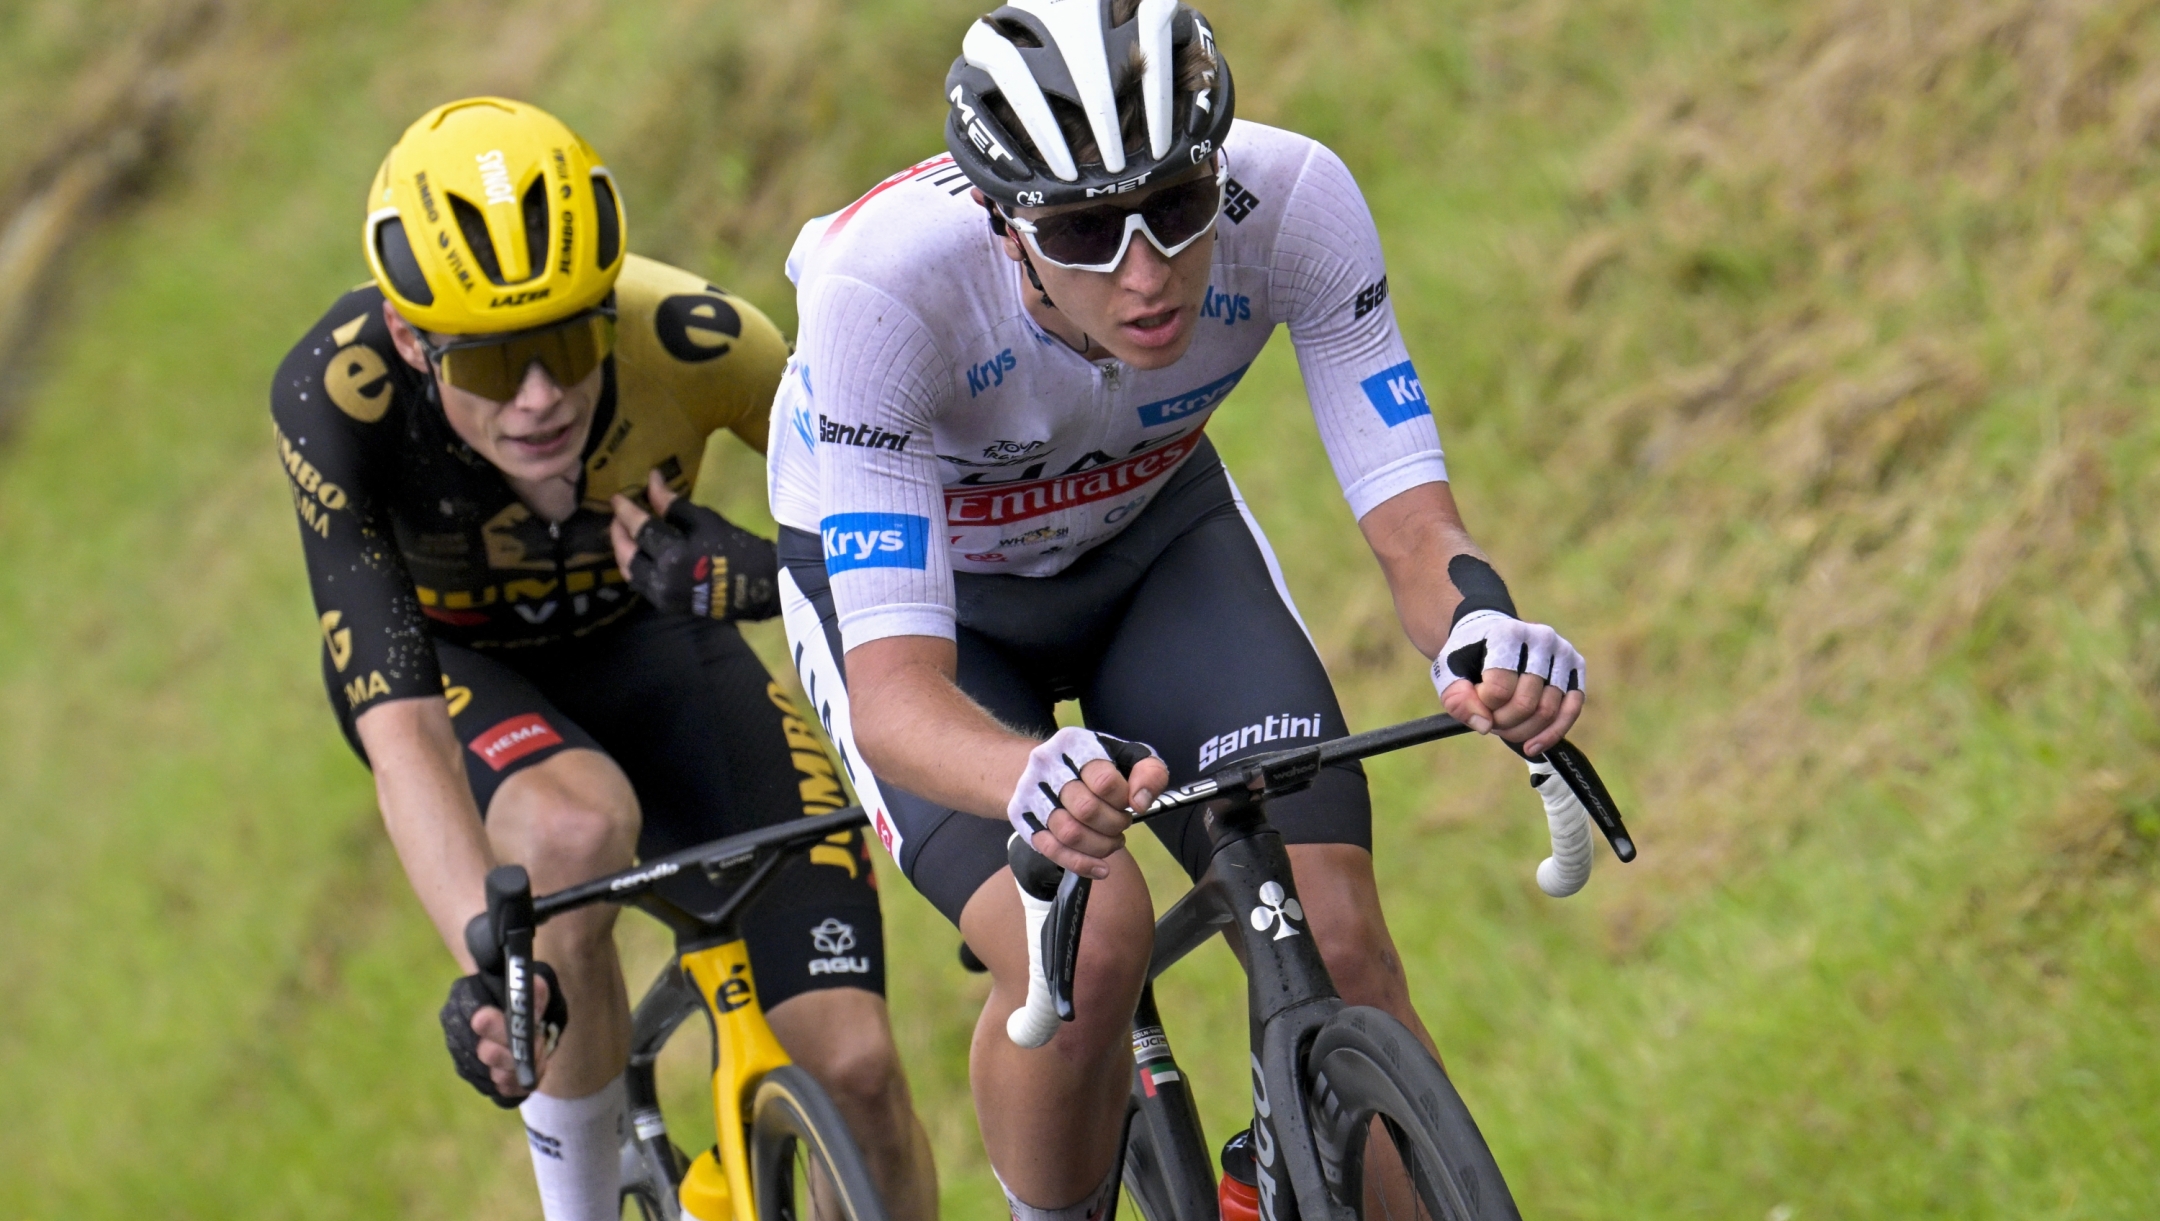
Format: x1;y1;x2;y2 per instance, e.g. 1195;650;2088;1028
1002;161;1230;273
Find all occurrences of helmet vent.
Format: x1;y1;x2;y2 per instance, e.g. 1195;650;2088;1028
520;177;549;282
449;194;507;286
988;17;1042;48
373;216;434;306
592;172;621;270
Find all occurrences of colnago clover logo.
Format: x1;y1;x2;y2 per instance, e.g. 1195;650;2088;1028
808;917;871;976
1249;880;1304;941
820;512;930;574
1359;360;1430;427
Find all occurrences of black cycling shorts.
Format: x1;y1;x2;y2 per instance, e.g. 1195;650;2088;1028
778;436;1369;925
326;606;885;1008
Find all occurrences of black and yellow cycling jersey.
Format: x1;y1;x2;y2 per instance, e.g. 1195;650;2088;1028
270;253;789;718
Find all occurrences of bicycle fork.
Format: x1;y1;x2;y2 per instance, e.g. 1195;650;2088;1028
677;936;794;1221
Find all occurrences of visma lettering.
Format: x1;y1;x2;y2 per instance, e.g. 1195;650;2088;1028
1200;286;1251;326
820;512;930;573
1359;360;1429;427
1198;712;1324;770
967;348;1017;397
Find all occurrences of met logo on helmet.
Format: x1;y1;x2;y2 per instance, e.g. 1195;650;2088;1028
1086;172;1152;198
949;88;1012;164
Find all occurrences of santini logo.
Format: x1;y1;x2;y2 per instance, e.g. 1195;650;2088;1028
1197;712;1324;770
818;415;912;451
820;512;930;574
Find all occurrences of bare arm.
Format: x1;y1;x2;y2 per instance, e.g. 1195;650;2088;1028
354;696;494;971
1359;481;1584;756
845;635;1167;878
1359;480;1486;658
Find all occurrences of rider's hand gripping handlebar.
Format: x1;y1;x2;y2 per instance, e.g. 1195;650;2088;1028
468;864;542;1091
1002;715;1636;1045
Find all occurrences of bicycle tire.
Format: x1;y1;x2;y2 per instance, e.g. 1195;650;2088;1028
749;1064;891;1221
1306;1007;1520;1221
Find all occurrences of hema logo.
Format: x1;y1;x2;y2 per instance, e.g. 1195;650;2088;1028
1360;360;1429;427
820;513;930;573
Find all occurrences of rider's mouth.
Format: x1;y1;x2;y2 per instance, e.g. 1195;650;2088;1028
1120;307;1184;347
503;422;575;457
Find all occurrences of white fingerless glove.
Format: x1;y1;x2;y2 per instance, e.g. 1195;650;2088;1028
1431;609;1587;701
1005;727;1156;840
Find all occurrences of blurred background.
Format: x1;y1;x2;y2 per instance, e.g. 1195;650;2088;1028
2;0;2157;1215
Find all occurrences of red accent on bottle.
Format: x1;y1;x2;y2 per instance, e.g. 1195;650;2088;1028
1218;1173;1261;1221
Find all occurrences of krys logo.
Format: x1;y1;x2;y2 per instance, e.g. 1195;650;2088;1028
967;348;1017;397
1360;360;1429;427
820;512;930;574
1200;286;1251;326
1135;362;1250;428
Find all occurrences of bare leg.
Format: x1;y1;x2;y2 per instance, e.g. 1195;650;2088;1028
484;748;641;1098
959;850;1155;1208
768;987;940;1221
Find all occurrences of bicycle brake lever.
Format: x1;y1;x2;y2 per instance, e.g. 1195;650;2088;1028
484;865;540;1091
1543;740;1635;862
1046;868;1091;1021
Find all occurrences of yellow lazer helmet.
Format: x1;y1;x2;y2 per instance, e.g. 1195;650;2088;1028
364;97;626;335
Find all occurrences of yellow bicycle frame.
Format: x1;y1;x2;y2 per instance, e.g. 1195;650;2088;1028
678;936;792;1221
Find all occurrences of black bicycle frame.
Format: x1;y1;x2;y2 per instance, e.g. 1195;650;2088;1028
1136;794;1351;1221
1109;715;1635;1221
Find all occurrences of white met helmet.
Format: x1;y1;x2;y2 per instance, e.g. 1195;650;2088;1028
943;0;1235;210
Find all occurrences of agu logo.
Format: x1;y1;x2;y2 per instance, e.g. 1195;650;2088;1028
1360;360;1429;427
820;513;930;573
470;714;564;772
808;917;872;976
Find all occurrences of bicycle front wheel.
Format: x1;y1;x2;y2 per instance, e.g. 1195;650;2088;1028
1306;1007;1520;1221
749;1064;890;1221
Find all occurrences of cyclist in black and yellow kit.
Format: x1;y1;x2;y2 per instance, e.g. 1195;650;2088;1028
270;98;934;1221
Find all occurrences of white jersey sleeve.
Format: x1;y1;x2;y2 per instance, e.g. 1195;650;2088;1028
1270;140;1447;519
795;272;960;648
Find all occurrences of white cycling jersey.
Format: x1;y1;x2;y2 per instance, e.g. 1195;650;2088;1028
768;119;1448;652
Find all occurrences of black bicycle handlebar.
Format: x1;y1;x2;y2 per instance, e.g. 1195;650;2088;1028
533;806;869;921
466;807;872;1088
1009;716;1635;1039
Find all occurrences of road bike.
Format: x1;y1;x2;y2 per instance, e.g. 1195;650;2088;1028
995;714;1634;1221
469;808;890;1221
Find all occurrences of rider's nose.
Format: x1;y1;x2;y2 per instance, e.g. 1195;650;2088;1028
512;360;566;412
1115;236;1174;295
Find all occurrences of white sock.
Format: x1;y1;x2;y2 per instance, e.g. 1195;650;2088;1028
995;1161;1122;1221
519;1074;625;1221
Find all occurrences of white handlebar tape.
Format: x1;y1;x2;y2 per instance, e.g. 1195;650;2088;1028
1006;878;1063;1047
1528;756;1594;897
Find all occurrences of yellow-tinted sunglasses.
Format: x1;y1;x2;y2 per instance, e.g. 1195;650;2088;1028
417;308;617;403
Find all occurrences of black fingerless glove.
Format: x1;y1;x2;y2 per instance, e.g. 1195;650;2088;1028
440;961;569;1108
627;499;781;621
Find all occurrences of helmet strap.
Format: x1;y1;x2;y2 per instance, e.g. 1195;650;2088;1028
984;197;1096;355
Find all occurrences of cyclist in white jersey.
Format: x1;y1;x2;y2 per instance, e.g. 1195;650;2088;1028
770;3;1587;1217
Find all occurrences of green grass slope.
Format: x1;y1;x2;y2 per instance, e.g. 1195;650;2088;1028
1;0;2156;1216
